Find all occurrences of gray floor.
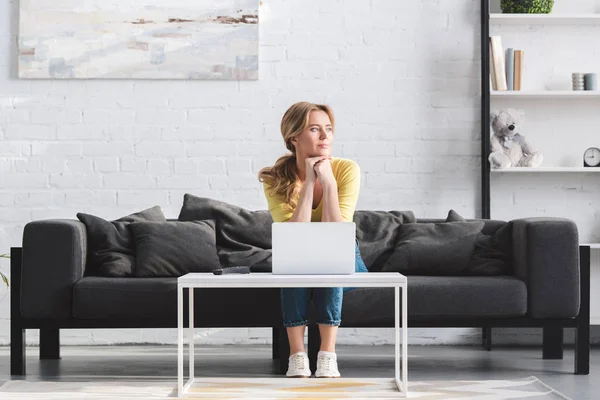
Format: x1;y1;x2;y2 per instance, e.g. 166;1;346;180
0;344;597;399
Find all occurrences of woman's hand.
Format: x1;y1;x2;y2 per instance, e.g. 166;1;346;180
304;156;330;184
313;156;335;186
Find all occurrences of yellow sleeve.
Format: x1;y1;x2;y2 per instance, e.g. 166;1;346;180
336;160;361;223
262;181;293;222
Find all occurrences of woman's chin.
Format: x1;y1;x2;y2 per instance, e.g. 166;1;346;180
314;148;331;156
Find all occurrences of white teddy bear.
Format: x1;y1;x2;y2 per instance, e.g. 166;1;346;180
489;108;543;169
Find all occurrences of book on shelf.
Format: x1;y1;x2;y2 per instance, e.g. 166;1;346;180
489;36;524;92
490;36;507;90
490;49;498;90
514;50;523;90
506;48;514;90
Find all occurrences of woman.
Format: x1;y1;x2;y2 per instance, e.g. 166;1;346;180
258;101;368;378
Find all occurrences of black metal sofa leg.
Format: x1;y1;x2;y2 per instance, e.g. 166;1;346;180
10;247;26;376
542;326;563;360
272;327;280;360
308;323;320;374
575;322;590;375
40;329;61;360
575;245;590;374
482;327;492;351
277;326;290;375
10;325;25;376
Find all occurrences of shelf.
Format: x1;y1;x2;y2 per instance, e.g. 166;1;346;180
490;13;600;25
491;91;600;99
580;243;600;249
491;167;600;173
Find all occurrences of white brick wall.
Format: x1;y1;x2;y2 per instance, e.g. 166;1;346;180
2;0;600;346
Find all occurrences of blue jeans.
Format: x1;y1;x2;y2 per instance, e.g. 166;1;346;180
280;241;369;328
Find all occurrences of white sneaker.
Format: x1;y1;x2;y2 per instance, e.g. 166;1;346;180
315;351;341;378
286;352;311;378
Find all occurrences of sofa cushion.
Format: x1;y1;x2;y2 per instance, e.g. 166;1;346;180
76;206;166;277
380;221;485;275
341;276;527;324
129;220;221;277
178;194;273;269
446;209;464;222
445;210;513;275
72;277;282;326
353;210;416;271
417;217;506;236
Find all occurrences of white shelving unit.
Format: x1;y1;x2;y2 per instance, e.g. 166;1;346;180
489;10;600;328
491;91;600;99
490;13;600;25
491;167;600;173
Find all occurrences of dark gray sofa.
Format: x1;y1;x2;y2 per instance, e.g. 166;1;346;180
10;212;590;376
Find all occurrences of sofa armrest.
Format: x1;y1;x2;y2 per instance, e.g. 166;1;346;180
512;217;579;319
21;219;87;319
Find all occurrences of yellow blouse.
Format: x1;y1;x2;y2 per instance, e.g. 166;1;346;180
262;157;361;223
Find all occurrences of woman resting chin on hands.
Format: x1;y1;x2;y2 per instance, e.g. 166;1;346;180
258;101;367;378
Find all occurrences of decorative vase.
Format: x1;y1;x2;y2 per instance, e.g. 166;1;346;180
500;0;554;14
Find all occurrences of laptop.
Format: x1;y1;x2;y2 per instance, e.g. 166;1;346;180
271;222;356;275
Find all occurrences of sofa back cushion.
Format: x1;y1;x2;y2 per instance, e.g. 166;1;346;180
177;194;416;272
175;196;512;276
416;218;506;236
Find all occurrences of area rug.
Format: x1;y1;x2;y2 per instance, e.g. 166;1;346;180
0;376;571;399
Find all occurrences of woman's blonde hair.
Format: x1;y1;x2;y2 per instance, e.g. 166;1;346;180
258;101;335;210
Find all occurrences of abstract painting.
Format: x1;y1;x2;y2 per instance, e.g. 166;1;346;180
18;0;259;80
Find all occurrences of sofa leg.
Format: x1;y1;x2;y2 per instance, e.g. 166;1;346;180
575;321;590;375
575;245;590;375
272;327;280;360
277;326;290;375
10;325;26;376
307;324;320;373
542;326;563;360
40;329;61;360
10;247;26;376
482;327;492;351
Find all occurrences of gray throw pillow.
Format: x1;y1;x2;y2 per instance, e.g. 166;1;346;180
178;194;273;268
446;209;465;222
353;210;416;271
77;206;166;277
130;220;221;277
381;221;485;275
445;210;513;275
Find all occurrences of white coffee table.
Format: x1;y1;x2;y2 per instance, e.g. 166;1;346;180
177;272;408;398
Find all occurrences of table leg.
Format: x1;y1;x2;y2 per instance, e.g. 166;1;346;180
189;288;195;384
177;285;183;397
402;283;408;394
395;286;400;387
